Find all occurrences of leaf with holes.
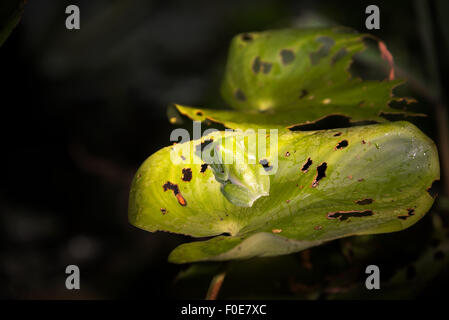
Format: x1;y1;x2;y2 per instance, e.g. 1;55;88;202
169;28;421;131
128;121;439;263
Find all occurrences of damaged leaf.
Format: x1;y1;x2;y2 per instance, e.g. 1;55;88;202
170;28;421;131
128;122;440;263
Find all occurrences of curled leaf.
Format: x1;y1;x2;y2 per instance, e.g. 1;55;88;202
128;122;440;263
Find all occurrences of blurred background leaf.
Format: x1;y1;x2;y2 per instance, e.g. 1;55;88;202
0;0;26;46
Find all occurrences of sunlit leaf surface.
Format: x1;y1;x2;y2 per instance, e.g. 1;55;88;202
129;122;439;263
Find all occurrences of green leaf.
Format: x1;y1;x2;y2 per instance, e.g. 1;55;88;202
128;121;440;263
168;28;420;131
0;0;26;47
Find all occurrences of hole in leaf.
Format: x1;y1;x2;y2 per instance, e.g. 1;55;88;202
196;138;214;153
200;163;208;173
398;208;416;220
259;159;273;171
379;112;410;122
182;168;192;182
288;115;352;131
327;210;373;221
312;162;327;187
301;157;312;173
427;180;440;198
335;140;349;150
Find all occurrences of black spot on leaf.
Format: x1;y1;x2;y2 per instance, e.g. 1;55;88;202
333;132;342;137
252;56;261;73
262;62;272;74
280;49;295;65
160;208;167;215
200;163;208;173
356;198;373;205
299;89;308;99
235;89;246;101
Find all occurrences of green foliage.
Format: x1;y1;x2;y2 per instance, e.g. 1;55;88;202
171;28;420;131
129;28;440;263
129;122;439;263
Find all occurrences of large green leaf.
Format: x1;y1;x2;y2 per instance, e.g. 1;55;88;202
0;0;26;47
128;121;440;263
169;28;419;131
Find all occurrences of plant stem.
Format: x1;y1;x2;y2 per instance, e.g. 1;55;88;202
205;271;226;300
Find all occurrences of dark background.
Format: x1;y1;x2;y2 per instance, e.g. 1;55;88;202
1;0;448;299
